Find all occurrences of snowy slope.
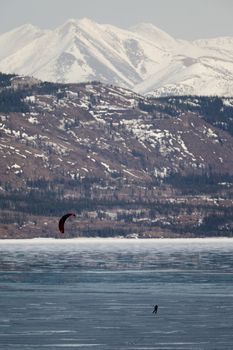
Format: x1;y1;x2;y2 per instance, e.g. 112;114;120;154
0;18;172;88
136;55;233;96
0;24;47;60
0;18;233;96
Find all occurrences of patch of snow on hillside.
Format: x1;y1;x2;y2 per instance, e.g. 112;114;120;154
154;167;169;178
0;123;12;135
177;135;195;158
34;153;48;161
101;162;116;173
44;141;70;155
206;128;218;139
11;163;21;169
28;116;39;124
25;96;36;103
123;169;140;178
223;99;233;107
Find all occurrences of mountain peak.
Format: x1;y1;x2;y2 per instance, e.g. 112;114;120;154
130;22;176;44
57;18;79;34
78;17;99;28
63;18;78;26
6;23;42;35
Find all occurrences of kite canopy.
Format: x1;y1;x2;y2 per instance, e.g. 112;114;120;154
58;213;76;233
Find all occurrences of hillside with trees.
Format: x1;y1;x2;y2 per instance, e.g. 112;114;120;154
1;74;233;238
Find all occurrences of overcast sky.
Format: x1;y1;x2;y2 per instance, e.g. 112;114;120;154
1;0;233;40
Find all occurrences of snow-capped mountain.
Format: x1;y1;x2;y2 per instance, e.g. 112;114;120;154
1;18;233;97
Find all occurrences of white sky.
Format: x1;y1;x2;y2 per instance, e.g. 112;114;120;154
1;0;233;40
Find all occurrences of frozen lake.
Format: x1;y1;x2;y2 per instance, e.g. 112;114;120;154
0;238;233;350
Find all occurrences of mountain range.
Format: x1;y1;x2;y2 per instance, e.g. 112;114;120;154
1;18;233;97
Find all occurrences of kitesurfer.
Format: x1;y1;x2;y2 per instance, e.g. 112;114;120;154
152;305;158;314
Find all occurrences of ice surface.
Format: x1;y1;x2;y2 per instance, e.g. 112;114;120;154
0;238;233;349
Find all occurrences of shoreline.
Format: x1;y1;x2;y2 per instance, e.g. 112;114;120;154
0;236;233;244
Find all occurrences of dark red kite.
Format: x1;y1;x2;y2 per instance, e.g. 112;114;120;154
58;213;76;233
